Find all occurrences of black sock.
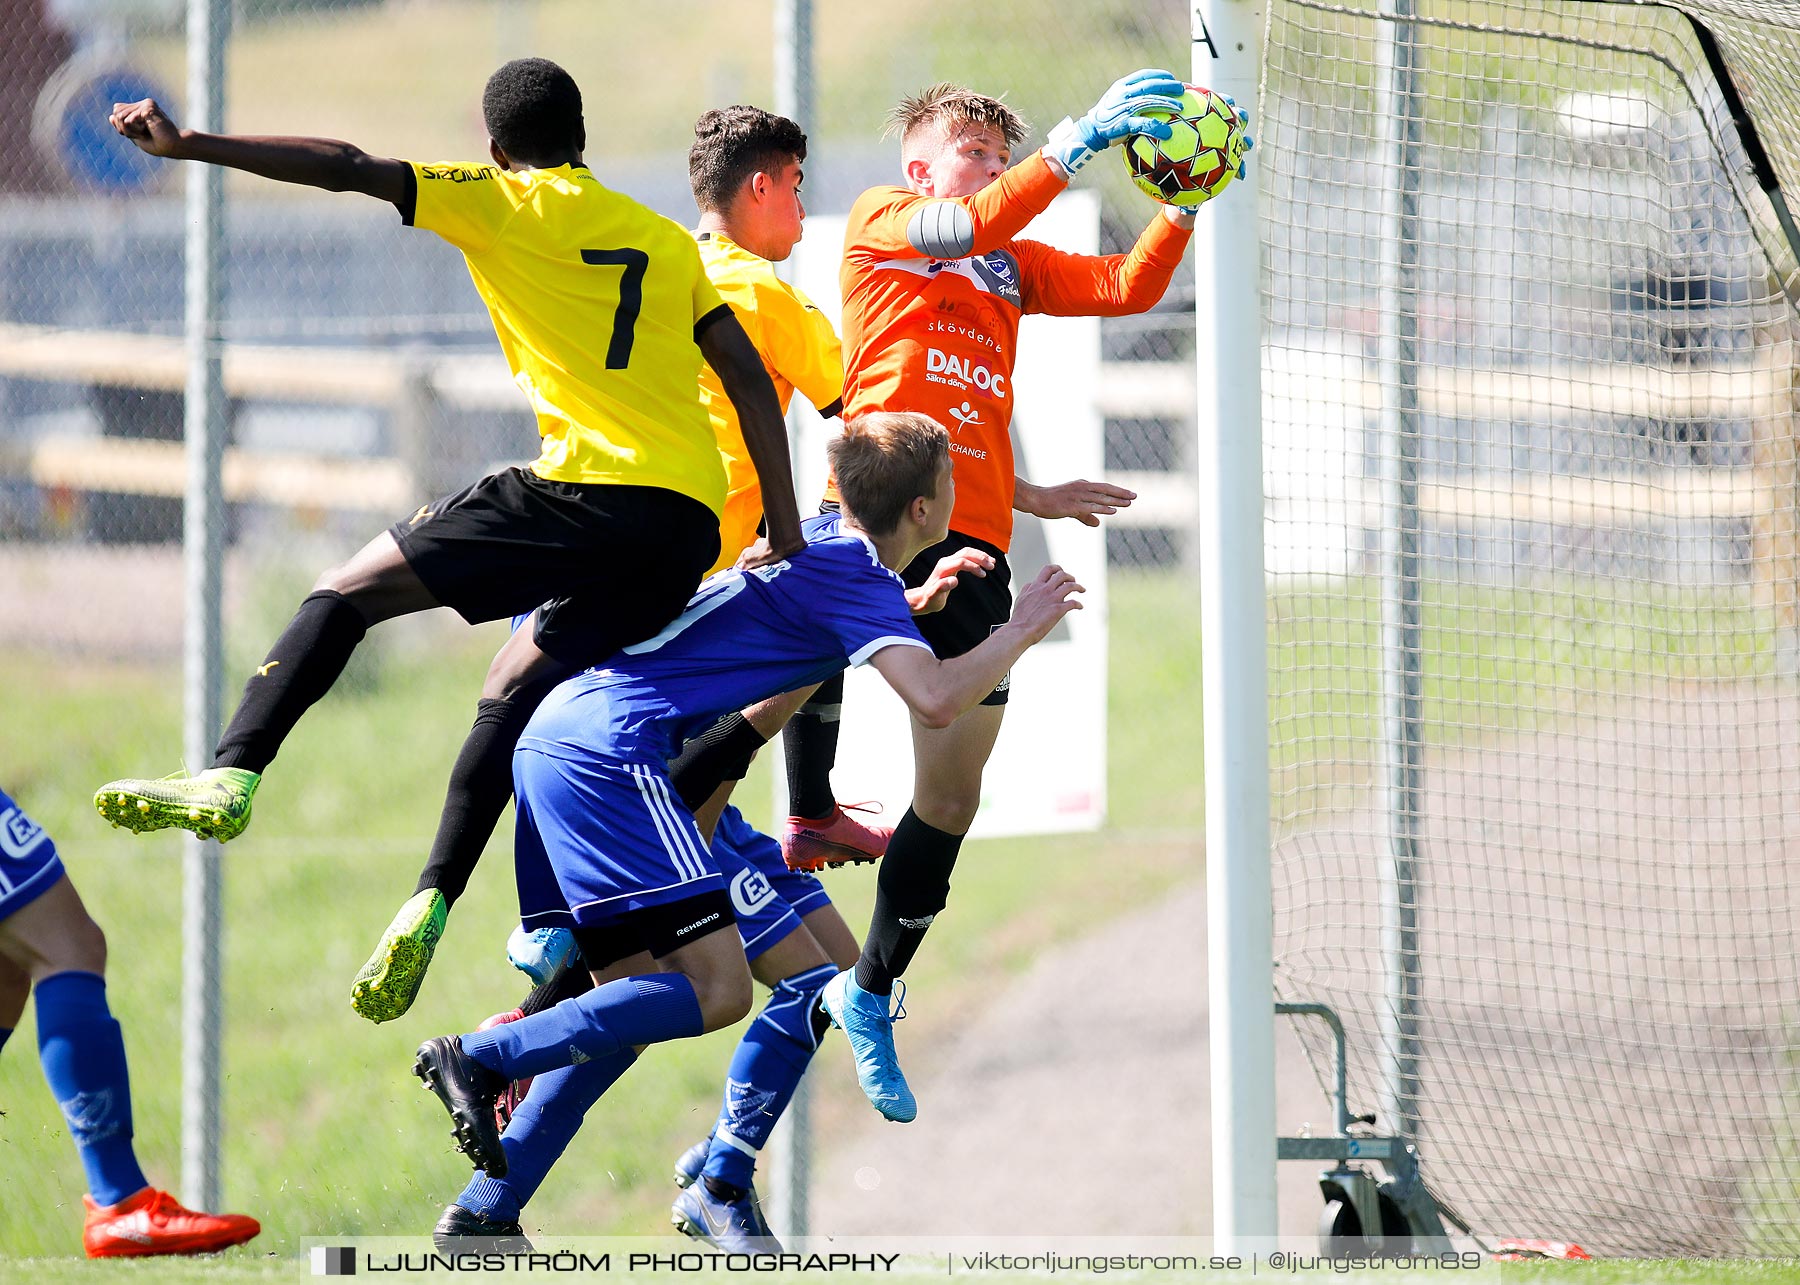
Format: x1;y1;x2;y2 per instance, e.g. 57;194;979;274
854;807;963;995
667;713;769;811
518;958;594;1017
703;1175;748;1203
784;672;844;819
413;676;558;907
213;590;368;773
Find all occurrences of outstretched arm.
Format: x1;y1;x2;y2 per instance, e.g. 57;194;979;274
871;564;1082;727
1014;475;1138;526
1018;211;1194;319
852;71;1186;266
110;99;409;207
699;313;804;562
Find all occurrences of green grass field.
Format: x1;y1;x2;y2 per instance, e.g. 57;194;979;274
0;570;1201;1265
4;567;1795;1279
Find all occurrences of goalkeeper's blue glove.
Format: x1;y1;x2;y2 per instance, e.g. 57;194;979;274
1219;92;1256;179
1045;68;1186;176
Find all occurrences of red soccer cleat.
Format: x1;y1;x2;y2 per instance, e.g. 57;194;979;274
1493;1239;1592;1261
477;1007;533;1130
781;803;893;873
82;1187;260;1258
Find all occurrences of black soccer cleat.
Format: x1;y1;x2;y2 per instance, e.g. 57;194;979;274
433;1204;533;1255
413;1035;509;1178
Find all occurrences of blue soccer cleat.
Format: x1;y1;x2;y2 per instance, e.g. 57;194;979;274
819;971;916;1123
671;1180;781;1253
506;925;578;986
672;1136;710;1189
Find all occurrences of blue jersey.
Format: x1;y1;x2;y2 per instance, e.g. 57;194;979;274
521;514;931;763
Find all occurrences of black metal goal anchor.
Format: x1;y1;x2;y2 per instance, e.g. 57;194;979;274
1275;1001;1475;1258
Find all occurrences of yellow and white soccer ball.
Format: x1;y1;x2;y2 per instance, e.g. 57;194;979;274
1122;84;1248;208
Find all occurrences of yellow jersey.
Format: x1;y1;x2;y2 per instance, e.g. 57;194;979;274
408;161;729;514
694;230;844;573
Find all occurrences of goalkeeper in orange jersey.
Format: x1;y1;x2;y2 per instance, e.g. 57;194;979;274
790;72;1252;1121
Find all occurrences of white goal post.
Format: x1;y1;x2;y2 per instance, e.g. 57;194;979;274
1195;0;1280;1250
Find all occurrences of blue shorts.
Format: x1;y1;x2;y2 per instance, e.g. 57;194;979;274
712;805;832;962
0;790;66;922
512;749;723;931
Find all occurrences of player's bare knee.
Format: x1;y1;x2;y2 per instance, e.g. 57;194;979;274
311;533;431;623
799;909;860;972
694;966;754;1032
59;913;107;977
745;684;817;738
481;654;538;702
481;622;563;701
0;966;29;1023
18;911;106;981
0;946;31;1007
916;787;981;833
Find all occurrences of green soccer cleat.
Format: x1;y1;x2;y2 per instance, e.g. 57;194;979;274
93;768;260;842
351;889;449;1024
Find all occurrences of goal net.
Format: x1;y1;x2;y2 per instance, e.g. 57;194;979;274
1261;0;1800;1255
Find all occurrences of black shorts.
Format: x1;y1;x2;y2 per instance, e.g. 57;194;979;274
901;530;1013;707
390;468;721;667
571;888;737;969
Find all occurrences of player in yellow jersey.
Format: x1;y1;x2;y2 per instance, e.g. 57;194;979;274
691;108;844;573
436;106;860;1249
327;104;850;1033
91;60;804;1022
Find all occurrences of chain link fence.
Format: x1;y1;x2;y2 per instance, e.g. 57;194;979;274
0;0;1210;1256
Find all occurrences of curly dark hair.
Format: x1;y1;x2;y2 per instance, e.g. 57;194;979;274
482;58;583;161
688;105;808;214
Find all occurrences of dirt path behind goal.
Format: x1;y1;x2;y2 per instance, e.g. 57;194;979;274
811;881;1328;1238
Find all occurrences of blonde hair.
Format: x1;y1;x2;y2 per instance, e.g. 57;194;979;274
884;83;1029;155
829;413;951;536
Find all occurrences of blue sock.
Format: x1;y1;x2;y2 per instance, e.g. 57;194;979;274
0;1027;11;1055
704;963;835;1191
461;974;703;1080
35;972;148;1207
457;1049;637;1222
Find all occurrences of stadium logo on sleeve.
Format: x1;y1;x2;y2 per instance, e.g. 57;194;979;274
419;164;496;184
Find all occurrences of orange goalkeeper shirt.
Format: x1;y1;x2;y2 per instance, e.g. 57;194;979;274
833;151;1193;551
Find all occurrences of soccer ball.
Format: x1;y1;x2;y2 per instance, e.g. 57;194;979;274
1122;85;1248;208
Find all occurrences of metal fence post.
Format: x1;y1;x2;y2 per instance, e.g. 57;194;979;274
181;0;230;1213
764;0;815;1243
